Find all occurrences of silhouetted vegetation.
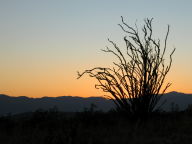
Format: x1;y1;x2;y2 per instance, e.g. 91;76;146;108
78;17;175;116
1;109;192;144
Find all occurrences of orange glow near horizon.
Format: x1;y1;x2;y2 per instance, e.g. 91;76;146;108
1;72;191;98
0;47;191;98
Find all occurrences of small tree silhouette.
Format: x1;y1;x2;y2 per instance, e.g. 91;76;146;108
78;17;175;116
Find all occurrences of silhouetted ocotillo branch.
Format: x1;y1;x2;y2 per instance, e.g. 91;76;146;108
78;17;175;116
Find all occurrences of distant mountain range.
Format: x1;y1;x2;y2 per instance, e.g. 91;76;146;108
0;91;192;115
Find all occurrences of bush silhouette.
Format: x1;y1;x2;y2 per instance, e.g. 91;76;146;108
78;17;175;117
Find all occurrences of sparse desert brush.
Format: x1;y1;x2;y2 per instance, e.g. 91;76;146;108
1;111;192;144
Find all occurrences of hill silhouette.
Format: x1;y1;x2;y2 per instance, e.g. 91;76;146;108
0;91;192;115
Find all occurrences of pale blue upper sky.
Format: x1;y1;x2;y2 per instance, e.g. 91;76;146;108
0;0;192;97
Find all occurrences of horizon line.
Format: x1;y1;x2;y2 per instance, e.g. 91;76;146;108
0;91;191;99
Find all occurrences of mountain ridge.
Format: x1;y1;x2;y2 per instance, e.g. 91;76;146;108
0;91;192;115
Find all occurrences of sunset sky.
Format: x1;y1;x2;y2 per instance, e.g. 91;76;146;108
0;0;192;97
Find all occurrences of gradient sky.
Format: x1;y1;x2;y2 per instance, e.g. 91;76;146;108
0;0;192;97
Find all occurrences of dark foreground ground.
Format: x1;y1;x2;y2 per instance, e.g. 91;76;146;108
1;109;192;144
